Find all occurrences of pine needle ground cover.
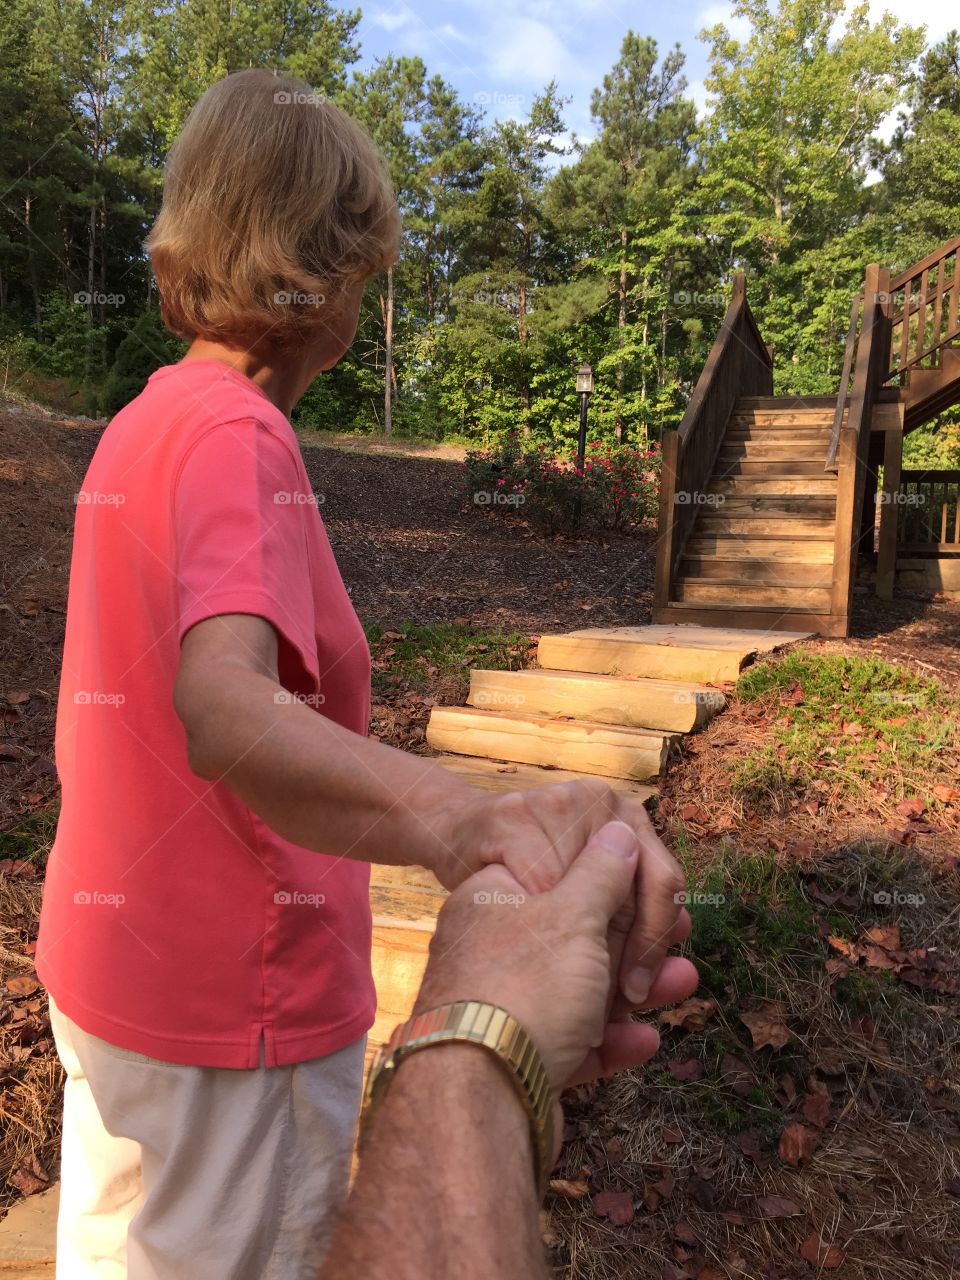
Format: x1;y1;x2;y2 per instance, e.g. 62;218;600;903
543;652;959;1279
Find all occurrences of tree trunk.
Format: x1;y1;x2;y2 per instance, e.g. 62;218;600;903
616;227;627;443
384;263;394;438
517;277;532;435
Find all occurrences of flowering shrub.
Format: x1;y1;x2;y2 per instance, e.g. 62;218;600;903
464;437;661;535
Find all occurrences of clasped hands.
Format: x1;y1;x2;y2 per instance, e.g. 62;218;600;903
421;779;700;1093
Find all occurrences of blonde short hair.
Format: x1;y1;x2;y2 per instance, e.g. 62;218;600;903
146;69;400;348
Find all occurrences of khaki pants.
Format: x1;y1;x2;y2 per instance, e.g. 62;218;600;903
49;997;365;1279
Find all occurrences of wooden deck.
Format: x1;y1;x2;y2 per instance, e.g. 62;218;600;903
653;239;960;637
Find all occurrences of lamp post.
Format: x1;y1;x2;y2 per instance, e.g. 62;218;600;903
573;362;594;529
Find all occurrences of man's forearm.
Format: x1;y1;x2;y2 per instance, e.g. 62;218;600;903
321;1043;546;1280
177;657;477;876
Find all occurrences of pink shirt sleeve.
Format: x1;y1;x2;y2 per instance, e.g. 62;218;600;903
173;418;320;686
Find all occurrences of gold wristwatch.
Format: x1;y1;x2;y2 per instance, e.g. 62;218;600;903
361;1000;555;1200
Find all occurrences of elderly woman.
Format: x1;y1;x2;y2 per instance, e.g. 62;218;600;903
36;69;684;1279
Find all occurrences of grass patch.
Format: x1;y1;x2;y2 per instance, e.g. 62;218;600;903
0;804;59;867
365;621;530;698
677;849;825;1003
731;650;957;808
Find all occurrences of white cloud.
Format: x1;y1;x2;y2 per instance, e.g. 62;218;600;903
369;9;413;32
688;77;712;120
695;2;751;40
854;0;957;45
488;17;580;86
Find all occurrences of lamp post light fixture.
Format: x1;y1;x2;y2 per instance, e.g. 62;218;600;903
573;362;594;529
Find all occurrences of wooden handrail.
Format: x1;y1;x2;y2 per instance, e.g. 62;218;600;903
825;292;861;472
654;272;773;610
896;470;960;550
830;264;892;624
890;233;960;290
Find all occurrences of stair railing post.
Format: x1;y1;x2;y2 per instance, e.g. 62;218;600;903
830;264;889;630
654;429;680;610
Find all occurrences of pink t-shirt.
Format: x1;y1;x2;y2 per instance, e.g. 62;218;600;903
36;359;375;1068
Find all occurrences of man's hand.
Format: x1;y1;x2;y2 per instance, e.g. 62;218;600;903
414;820;699;1090
430;781;686;1006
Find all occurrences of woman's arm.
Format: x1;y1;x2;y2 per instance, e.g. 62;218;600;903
174;613;479;877
174;613;688;1005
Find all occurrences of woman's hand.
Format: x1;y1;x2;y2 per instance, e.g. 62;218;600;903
430;780;686;1006
414;820;699;1090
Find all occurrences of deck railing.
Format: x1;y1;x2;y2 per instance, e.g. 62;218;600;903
654;273;773;610
886;234;960;382
896;470;960;554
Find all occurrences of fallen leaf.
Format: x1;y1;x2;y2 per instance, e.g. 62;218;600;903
592;1189;634;1226
864;925;901;951
736;1128;772;1168
720;1053;754;1097
801;1080;832;1128
668;1058;704;1082
895;796;926;818
688;1176;718;1212
798;1232;845;1269
3;690;30;706
7;1153;48;1196
740;1001;792;1050
549;1178;588;1199
933;784;960;803
4;975;40;997
756;1194;803;1219
778;1123;821;1167
661;1125;684;1144
659;997;717;1032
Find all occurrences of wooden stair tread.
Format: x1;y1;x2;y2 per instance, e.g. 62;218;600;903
653;602;844;637
708;477;837;495
715;459;830;475
467;667;725;732
736;395;838;408
681;557;833;585
537;626;810;684
676;581;832;608
685;536;834;561
426;705;674;783
435;753;657;801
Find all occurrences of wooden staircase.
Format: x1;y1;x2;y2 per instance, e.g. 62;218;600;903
661;396;839;632
366;623;811;1062
654;235;960;638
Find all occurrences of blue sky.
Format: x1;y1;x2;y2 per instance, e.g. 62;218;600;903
354;0;956;147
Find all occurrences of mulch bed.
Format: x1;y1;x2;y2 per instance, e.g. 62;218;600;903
2;406;960;1276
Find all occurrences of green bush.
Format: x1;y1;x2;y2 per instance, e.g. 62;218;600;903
100;309;183;415
463;436;661;535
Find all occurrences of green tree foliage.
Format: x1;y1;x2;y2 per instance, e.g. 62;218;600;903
0;0;958;465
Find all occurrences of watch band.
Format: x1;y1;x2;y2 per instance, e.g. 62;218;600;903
361;1000;555;1200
